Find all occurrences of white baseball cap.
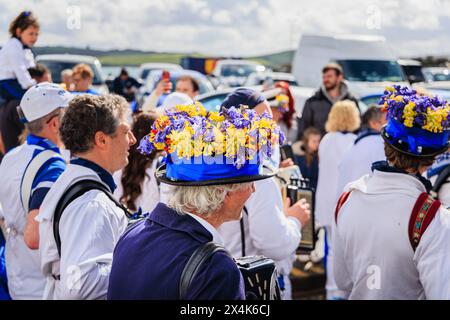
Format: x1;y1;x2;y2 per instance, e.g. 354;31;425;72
154;92;194;116
19;82;73;122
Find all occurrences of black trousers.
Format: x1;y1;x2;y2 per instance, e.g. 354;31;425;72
0;99;24;152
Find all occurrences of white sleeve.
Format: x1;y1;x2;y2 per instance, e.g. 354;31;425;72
58;198;125;300
7;41;36;89
142;90;160;113
332;218;352;298
245;178;301;261
415;207;450;299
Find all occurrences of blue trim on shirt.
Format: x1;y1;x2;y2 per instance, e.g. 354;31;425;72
70;158;117;192
71;89;100;95
25;135;66;210
29;187;50;211
27;134;61;154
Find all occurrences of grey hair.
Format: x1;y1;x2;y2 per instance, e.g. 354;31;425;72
61;69;73;77
24;107;63;135
167;182;253;217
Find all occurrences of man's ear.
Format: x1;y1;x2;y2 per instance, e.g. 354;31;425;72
94;131;108;149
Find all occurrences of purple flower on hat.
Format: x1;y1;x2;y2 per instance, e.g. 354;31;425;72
204;128;215;143
137;135;154;154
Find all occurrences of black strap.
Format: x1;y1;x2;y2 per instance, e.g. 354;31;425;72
179;242;228;300
431;165;450;198
240;206;249;257
53;179;132;257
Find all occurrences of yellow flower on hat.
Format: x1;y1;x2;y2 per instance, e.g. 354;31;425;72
403;101;416;128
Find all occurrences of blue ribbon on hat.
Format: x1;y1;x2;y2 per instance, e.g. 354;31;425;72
385;119;449;154
165;154;262;181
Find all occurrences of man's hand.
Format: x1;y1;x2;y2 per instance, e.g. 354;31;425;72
155;79;172;96
283;197;311;227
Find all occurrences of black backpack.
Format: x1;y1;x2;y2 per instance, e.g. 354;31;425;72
179;241;281;300
53;179;133;257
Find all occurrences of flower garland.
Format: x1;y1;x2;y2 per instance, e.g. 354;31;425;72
380;85;450;133
138;102;285;167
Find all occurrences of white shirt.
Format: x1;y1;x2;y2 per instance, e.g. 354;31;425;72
113;160;160;213
337;134;385;197
0;37;36;88
218;178;301;277
315;132;356;227
0;142;61;299
333;170;450;299
36;164;128;300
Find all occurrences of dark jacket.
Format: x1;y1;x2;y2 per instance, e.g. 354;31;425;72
299;83;359;138
112;76;141;102
108;202;245;300
295;143;319;190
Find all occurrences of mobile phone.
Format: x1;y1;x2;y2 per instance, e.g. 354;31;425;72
161;70;171;94
162;70;170;81
280;144;296;165
296;187;316;252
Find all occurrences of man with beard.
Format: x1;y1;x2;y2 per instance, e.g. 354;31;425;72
299;63;359;137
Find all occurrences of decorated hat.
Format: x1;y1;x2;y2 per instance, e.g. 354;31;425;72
380;85;450;157
138;102;285;186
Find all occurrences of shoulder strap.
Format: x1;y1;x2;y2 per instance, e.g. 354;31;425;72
179;242;229;300
20;149;59;213
430;165;450;199
335;191;351;224
239;206;249;257
408;192;440;251
53;179;132;257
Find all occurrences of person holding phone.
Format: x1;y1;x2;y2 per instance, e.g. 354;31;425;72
142;73;200;113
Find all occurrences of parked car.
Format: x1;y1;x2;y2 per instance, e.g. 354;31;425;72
137;69;215;107
211;59;266;88
245;72;299;86
137;63;182;82
36;54;109;94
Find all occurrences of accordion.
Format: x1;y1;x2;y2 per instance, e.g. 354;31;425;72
235;255;281;300
180;242;281;300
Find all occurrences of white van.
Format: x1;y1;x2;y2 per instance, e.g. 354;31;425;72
291;34;408;99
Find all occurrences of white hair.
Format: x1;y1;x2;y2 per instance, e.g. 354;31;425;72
167;182;253;217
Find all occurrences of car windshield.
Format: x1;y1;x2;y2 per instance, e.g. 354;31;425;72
38;60;104;85
221;64;260;77
336;60;406;82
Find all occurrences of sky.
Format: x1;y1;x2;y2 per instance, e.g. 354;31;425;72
1;0;450;58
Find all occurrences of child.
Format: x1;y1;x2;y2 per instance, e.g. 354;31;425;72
0;11;39;102
295;127;321;190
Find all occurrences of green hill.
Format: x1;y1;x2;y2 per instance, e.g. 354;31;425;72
31;46;296;69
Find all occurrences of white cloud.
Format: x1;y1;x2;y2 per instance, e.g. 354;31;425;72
212;10;231;25
0;0;449;57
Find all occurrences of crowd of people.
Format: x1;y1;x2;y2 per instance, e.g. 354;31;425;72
1;11;450;301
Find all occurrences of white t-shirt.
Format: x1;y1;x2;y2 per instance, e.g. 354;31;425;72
0;37;36;88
